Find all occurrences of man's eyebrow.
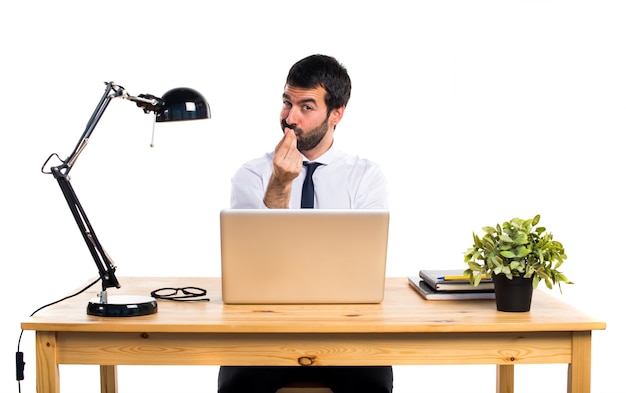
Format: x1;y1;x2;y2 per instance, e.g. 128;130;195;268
282;93;318;106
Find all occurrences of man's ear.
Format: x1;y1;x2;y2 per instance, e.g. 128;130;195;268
329;106;345;128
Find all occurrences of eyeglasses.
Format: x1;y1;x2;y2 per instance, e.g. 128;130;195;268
150;286;210;302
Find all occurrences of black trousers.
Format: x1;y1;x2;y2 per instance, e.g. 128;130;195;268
217;366;393;393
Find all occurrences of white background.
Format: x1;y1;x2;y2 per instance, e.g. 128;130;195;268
2;0;623;392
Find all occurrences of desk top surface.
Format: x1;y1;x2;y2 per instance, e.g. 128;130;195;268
21;277;606;334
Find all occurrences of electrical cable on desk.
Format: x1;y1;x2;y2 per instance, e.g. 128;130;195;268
15;279;210;391
15;277;100;393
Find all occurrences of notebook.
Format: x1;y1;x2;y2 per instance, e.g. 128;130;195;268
220;209;389;304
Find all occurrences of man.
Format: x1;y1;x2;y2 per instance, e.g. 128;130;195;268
220;54;392;393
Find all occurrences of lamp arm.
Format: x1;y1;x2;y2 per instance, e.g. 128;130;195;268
61;82;164;173
64;82;124;172
51;166;120;291
42;81;143;294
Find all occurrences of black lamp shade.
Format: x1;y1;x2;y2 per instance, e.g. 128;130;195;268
156;87;211;122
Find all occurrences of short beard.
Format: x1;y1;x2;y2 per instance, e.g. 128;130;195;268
281;116;330;152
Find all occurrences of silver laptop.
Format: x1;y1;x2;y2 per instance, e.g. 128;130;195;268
220;209;389;304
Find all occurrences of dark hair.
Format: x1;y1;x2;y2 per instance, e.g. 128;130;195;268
285;54;351;114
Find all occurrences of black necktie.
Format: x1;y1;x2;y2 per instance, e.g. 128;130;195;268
301;162;322;208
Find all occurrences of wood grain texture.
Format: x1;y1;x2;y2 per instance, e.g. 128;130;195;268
23;277;606;333
24;277;605;393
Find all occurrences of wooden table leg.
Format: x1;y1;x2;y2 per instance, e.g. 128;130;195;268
36;331;60;393
496;364;514;393
100;365;118;393
568;331;592;393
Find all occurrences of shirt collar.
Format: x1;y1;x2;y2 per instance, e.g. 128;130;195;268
304;143;340;166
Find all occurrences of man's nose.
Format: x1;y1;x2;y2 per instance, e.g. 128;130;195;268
285;108;301;126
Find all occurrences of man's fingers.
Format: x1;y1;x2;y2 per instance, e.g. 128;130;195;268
272;128;302;181
276;128;298;160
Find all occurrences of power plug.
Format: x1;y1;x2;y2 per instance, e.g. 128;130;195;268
16;351;25;381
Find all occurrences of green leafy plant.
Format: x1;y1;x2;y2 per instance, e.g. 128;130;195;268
463;214;572;291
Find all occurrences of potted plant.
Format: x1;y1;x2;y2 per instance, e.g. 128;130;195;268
463;214;572;311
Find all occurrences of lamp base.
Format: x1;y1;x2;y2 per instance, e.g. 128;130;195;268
87;295;158;317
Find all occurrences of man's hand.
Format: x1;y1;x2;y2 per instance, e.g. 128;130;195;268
263;128;302;208
272;128;302;182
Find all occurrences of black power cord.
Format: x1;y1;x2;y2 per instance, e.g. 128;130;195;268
15;279;209;391
16;277;100;393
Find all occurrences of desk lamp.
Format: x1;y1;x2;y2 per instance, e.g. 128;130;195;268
41;81;210;317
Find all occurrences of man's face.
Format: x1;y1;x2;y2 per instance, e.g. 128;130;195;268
280;85;331;152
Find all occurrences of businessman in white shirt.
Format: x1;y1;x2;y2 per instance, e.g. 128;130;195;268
220;54;392;393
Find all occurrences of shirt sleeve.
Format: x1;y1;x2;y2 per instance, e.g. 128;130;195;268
355;162;389;209
230;164;269;209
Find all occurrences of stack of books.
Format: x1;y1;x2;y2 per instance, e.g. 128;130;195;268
408;269;495;300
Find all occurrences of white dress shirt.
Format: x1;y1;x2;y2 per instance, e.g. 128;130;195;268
230;144;388;209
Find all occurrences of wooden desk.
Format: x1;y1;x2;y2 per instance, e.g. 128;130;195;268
21;277;605;393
